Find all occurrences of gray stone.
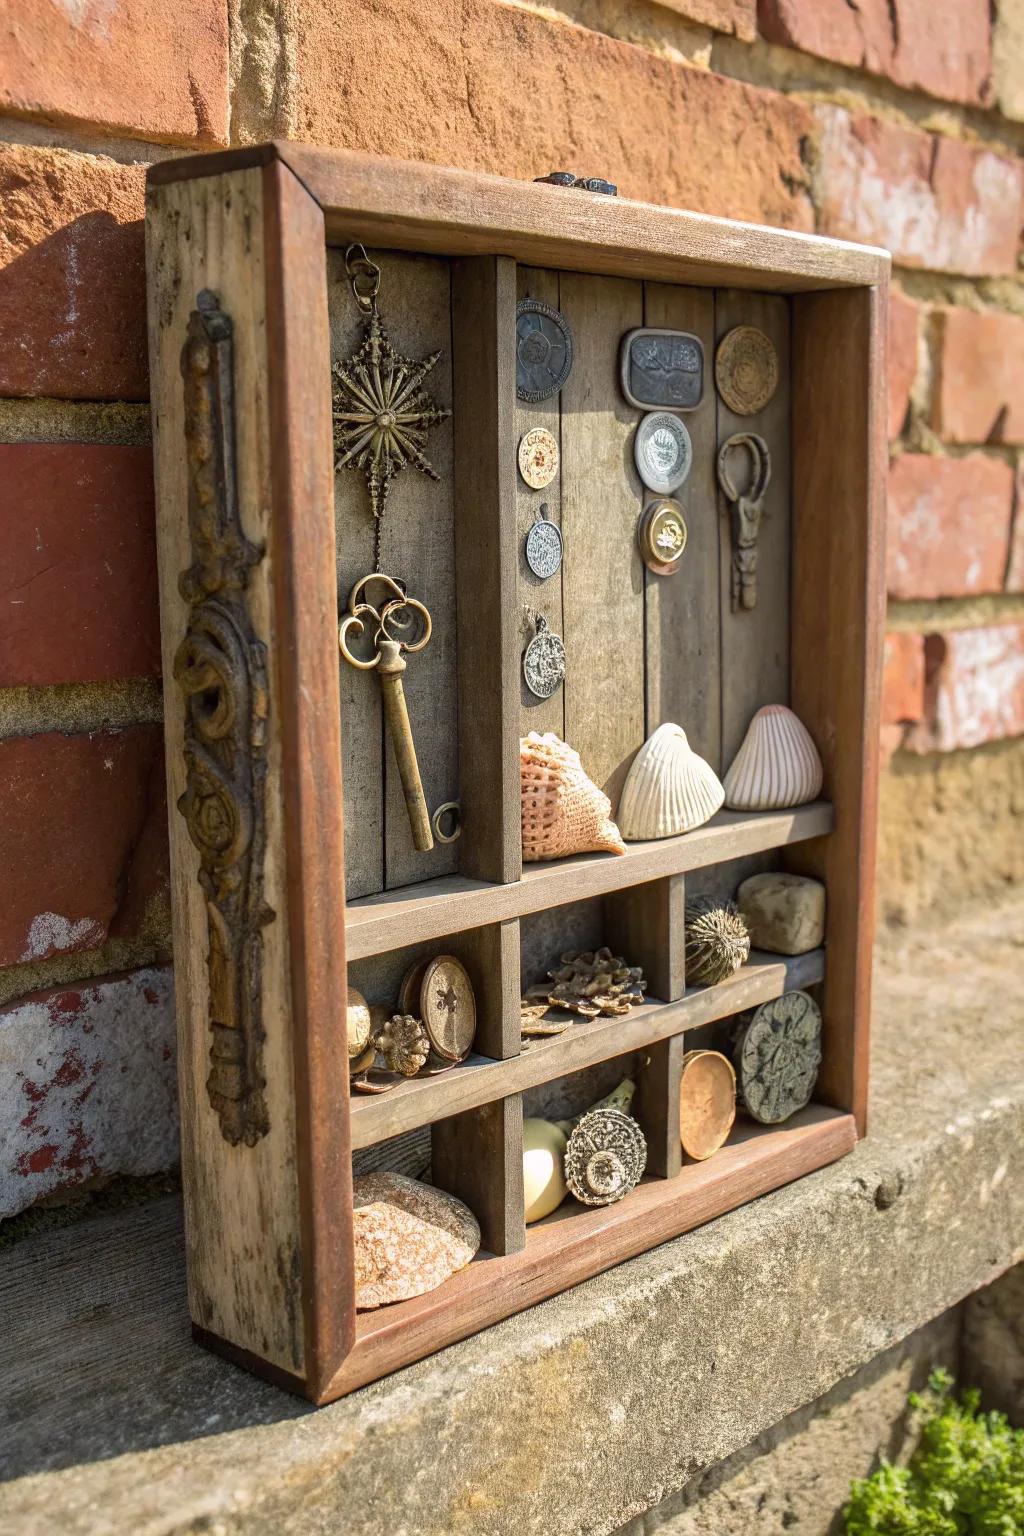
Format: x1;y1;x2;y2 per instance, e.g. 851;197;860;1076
1;894;1023;1535
962;1262;1024;1425
737;872;826;956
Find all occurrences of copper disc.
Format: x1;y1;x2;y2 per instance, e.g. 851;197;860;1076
679;1049;736;1161
420;955;477;1061
398;959;428;1018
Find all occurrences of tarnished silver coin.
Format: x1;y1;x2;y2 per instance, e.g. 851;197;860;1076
516;299;574;403
525;504;563;581
522;615;566;700
634;412;693;495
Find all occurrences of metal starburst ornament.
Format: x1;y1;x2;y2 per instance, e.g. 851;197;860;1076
332;245;451;562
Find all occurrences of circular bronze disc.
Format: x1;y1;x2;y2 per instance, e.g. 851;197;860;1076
420;955;477;1061
638;498;688;576
679;1049;736;1160
715;325;779;416
398;959;428;1018
347;987;373;1059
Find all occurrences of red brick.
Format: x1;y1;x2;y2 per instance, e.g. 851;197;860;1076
0;967;176;1218
888;288;918;441
0;444;160;688
932;307;1024;447
908;624;1024;752
882;633;926;725
0;728;169;968
0;144;147;400
815;107;1024;276
759;0;992;106
887;453;1014;600
658;0;756;38
0;0;227;145
290;0;814;229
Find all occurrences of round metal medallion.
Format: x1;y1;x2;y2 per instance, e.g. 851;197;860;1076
518;427;559;489
516;299;574;403
525;504;563;581
634;412;693;495
734;989;822;1125
421;954;477;1062
522;615;566;700
638;498;688;576
715;325;779;416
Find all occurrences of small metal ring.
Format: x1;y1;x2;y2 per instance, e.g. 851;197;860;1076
431;801;462;844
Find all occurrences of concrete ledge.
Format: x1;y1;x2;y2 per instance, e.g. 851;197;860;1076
1;895;1022;1534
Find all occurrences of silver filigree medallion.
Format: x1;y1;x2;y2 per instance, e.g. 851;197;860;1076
634;412;693;495
522;614;566;699
525;504;563;581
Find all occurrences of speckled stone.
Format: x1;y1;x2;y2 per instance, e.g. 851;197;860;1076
737;873;826;956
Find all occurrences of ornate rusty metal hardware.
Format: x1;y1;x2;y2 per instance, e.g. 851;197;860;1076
175;290;274;1148
332;244;451;568
535;171;618;196
717;431;772;612
339;573;435;852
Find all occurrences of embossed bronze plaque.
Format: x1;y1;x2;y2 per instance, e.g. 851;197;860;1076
620;328;704;411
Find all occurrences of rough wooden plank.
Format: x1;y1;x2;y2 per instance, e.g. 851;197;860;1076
345;802;835;960
431;1095;526;1256
787;285;886;1136
516;267;565;742
452;256;521;885
716;291;792;768
347;949;825;1147
642;285;722;769
604;873;686;1002
560;273;645;808
634;1031;687;1179
330;1105;855;1399
460;918;520;1061
146;168;306;1374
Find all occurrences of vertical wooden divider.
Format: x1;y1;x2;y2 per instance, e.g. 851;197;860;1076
604;873;686;1002
432;1096;526;1256
635;1033;687;1179
787;286;886;1136
452;256;521;885
460;918;521;1060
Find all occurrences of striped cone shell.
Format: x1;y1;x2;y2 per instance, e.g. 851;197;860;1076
723;705;823;812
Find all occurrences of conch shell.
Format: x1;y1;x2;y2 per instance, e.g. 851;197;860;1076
723;704;823;812
520;733;626;862
617;723;724;840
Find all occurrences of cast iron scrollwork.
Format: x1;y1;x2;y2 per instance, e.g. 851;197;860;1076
175;289;274;1147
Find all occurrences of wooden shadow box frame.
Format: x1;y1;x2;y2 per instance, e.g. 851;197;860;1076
146;142;888;1404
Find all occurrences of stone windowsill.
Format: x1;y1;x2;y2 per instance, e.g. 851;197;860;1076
1;894;1022;1535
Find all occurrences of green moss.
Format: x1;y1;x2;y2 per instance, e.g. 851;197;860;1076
845;1369;1024;1535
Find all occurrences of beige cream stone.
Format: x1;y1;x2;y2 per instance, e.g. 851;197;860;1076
737;873;826;956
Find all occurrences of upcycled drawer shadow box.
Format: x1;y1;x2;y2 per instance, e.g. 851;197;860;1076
146;144;887;1403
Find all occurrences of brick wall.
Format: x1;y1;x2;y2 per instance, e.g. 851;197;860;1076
1;0;1022;1218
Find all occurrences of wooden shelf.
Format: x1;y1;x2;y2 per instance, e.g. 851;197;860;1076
344;801;835;961
331;1102;855;1396
349;947;825;1149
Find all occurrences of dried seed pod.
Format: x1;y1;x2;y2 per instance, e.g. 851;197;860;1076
377;1014;430;1077
545;947;646;1017
684;898;751;986
563;1107;647;1206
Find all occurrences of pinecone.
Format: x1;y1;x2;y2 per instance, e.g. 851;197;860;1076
684;899;750;986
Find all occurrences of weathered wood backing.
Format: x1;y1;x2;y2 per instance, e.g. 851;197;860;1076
329;249;459;898
147;168;308;1374
451;256;522;885
787;285;886;1135
516;267;566;740
560;274;645;809
716;292;792;767
150;143;890;293
642;285;721;769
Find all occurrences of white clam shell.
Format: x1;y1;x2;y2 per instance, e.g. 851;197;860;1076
723;705;823;811
617;723;725;840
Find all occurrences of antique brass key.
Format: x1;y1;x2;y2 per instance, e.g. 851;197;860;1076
339;573;434;852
